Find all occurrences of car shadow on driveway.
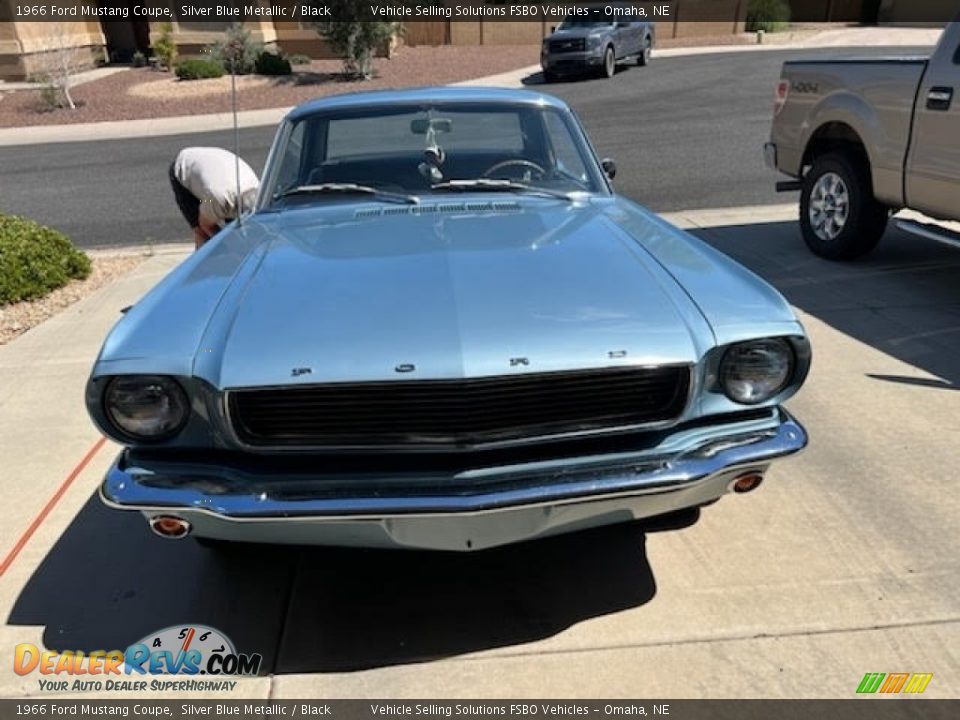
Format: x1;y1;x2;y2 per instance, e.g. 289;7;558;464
521;66;632;86
8;495;695;672
690;220;960;387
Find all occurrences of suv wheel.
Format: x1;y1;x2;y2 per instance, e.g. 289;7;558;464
799;152;888;260
602;46;616;78
638;37;652;66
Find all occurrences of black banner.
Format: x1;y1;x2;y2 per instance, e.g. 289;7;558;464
2;1;958;24
0;701;958;720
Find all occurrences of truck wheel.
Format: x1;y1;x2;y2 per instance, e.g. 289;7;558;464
601;46;616;78
637;37;652;66
799;152;888;260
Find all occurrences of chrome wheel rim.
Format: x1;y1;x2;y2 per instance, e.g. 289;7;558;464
808;172;849;241
605;49;614;76
643;41;651;63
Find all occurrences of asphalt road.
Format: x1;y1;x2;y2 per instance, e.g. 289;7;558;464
0;46;928;249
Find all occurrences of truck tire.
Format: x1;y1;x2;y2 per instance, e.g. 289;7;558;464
799;152;888;260
601;46;616;78
637;37;652;66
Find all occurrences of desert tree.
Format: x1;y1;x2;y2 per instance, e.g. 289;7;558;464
313;0;401;79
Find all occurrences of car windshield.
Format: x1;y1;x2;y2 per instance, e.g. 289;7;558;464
263;102;606;207
558;20;614;30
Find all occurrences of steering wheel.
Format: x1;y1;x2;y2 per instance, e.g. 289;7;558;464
482;159;548;181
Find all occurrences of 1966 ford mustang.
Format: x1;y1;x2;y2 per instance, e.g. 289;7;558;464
87;87;809;551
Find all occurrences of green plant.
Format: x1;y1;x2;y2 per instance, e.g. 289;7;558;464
30;74;60;112
175;57;225;81
132;51;146;68
0;214;91;306
153;22;177;70
209;23;263;75
314;1;400;79
746;0;791;33
288;53;311;66
254;50;292;76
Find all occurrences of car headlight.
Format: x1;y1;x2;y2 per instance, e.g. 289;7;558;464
587;35;603;50
719;339;794;405
104;375;189;440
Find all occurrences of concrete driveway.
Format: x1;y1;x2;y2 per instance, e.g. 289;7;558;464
1;202;957;698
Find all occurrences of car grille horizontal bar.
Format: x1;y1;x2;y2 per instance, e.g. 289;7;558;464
229;366;690;449
549;38;586;53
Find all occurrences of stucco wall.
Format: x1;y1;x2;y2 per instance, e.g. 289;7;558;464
0;1;106;81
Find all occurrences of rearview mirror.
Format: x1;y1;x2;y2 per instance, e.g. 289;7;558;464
411;118;452;135
601;158;617;180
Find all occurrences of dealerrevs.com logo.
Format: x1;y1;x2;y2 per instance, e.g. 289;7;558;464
15;625;262;693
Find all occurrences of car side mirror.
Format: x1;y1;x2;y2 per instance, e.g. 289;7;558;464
550;25;556;34
601;158;617;180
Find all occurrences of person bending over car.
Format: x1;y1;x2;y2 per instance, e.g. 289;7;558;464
169;147;259;249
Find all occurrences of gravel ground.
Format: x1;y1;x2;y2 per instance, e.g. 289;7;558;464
0;252;147;345
0;45;540;128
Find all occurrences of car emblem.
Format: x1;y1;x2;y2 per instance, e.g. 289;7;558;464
291;367;312;377
395;363;416;373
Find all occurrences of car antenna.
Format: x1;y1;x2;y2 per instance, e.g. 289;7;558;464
231;49;243;228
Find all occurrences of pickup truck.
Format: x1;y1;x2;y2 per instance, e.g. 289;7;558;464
765;21;960;260
541;19;654;81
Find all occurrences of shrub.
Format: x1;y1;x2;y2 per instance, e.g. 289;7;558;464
746;0;791;33
255;50;292;76
30;74;62;112
153;22;177;70
0;214;91;306
209;23;263;75
288;54;311;66
314;1;400;79
175;57;226;81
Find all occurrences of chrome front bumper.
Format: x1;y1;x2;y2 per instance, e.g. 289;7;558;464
100;409;806;551
542;50;604;72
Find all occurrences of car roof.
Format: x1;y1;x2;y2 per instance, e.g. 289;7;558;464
285;86;571;122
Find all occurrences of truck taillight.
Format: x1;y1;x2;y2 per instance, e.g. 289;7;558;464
774;80;790;115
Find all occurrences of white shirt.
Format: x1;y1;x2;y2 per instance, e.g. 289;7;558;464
173;147;259;225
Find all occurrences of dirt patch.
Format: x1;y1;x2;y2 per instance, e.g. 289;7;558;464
0;45;541;128
127;74;272;100
0;252;148;345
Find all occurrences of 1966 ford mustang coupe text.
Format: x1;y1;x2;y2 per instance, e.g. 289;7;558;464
87;87;809;551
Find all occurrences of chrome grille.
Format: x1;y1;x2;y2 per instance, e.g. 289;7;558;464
229;366;690;448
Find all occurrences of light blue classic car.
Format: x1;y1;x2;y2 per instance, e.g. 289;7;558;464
87;87;809;552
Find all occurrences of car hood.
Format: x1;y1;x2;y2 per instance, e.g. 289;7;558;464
548;28;604;40
94;197;799;390
194;199;712;389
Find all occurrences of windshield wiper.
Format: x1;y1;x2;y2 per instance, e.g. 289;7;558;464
276;183;419;205
431;179;576;201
